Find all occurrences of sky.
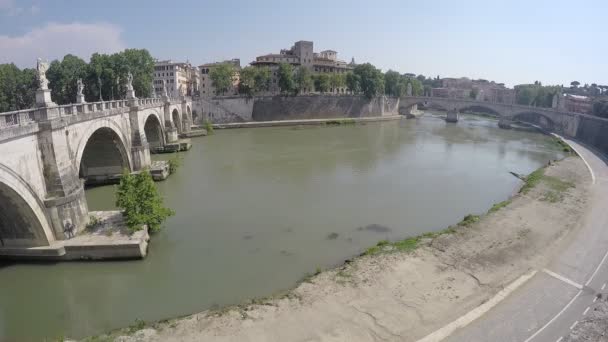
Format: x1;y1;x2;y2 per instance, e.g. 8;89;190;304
0;0;606;87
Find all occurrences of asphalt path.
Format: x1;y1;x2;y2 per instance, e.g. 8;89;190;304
446;139;608;342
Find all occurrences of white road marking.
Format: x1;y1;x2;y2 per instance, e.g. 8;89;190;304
555;135;596;185
416;270;537;342
542;269;583;289
523;290;582;342
583;307;590;315
569;321;578;330
556;337;563;342
584;248;608;287
593;296;598;303
602;283;606;290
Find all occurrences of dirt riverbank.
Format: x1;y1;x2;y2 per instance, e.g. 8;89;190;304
94;156;591;342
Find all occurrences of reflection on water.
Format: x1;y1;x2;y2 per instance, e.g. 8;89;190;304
0;115;565;340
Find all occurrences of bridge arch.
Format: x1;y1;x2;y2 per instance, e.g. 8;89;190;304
143;113;165;149
511;111;556;131
75;123;133;184
0;164;54;247
172;108;183;134
458;105;501;116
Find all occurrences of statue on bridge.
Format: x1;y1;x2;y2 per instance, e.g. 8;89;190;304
124;72;136;100
125;72;134;91
161;80;168;97
406;83;412;96
36;58;49;90
76;78;86;103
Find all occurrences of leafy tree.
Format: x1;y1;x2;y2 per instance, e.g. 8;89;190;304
0;64;37;111
115;170;174;233
238;66;257;96
593;100;608;118
209;62;235;96
470;88;479;99
408;78;423;96
570;81;580;88
329;73;345;93
345;72;361;94
277;63;294;95
353;63;384;99
384;70;402;97
253;66;271;94
294;66;313;95
314;74;331;93
47;54;89;104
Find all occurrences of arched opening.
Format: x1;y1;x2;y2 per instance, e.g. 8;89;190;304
459;105;500;116
192;110;200;125
144;114;164;150
79;127;130;186
513;112;555;131
172;109;182;134
0;182;48;247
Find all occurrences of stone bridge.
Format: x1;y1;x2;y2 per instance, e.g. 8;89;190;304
0;95;192;249
399;96;586;137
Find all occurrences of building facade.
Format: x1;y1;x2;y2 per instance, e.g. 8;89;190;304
432;77;515;104
153;60;199;97
251;40;355;94
199;59;241;97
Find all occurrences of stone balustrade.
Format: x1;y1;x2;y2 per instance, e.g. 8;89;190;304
0;97;180;130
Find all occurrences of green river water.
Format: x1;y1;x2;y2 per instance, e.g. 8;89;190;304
0;115;565;340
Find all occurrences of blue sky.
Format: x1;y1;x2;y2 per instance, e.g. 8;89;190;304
0;0;606;87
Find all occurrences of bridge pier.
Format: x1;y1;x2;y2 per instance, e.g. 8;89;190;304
446;109;459;123
498;118;513;129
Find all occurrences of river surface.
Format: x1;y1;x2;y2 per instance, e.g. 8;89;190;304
0;115;566;340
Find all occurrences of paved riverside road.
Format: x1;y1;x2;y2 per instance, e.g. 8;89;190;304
446;139;608;342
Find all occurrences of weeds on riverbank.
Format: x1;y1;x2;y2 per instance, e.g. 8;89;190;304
553;137;575;154
488;200;511;213
203;120;214;134
168;152;181;173
325;118;356;125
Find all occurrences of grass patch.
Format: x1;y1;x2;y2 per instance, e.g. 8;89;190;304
168;152;181;173
541;191;563;203
458;214;480;227
203;120;214;134
325;118;356;125
553;137;575;154
543;175;575;192
488;200;511;213
520;168;545;194
85;215;100;231
128;318;146;334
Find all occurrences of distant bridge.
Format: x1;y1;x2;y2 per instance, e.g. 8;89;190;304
399;96;584;136
0;94;192;248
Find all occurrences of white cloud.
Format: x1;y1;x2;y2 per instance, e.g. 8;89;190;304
0;22;126;68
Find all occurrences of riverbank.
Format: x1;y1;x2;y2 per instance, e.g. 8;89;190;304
212;115;402;129
89;154;591;342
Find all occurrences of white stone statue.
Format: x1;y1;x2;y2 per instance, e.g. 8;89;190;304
125;72;134;91
178;84;184;96
76;78;84;95
406;83;412;96
151;82;156;98
36;58;49;90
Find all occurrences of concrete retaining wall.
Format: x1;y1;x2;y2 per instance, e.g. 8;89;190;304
193;95;400;124
252;95;399;121
575;116;608;156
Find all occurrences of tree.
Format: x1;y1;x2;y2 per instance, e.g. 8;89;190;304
253;66;271;94
384;70;402;97
46;54;88;104
277;63;294;95
294;66;313;95
314;74;331;93
570;81;580;88
353;63;384;99
470;88;479;99
238;66;257;96
115;170;174;233
329;73;345;93
345;72;361;94
0;63;37;111
209;62;235;96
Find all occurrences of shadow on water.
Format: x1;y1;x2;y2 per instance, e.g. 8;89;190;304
356;224;393;233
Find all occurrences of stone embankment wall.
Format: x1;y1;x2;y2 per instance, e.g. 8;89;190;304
575;116;608;156
192;95;400;124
